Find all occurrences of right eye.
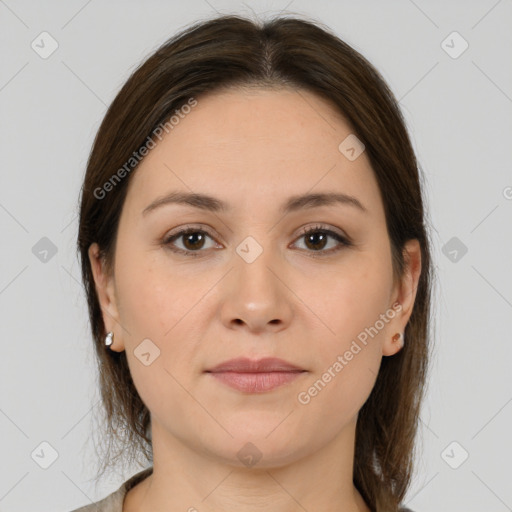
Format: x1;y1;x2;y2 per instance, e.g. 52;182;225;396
163;227;221;257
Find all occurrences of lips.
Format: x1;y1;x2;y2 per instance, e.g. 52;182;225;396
205;357;306;393
205;357;304;373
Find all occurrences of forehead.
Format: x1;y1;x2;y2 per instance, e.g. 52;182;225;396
123;87;383;219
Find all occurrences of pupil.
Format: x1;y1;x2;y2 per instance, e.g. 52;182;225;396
185;232;204;250
306;232;326;250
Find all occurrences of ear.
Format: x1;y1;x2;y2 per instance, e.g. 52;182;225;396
382;239;422;357
88;242;126;352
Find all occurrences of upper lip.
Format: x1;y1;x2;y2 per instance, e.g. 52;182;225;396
205;357;305;373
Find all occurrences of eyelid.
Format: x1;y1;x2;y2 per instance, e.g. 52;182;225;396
295;223;349;241
164;223;216;238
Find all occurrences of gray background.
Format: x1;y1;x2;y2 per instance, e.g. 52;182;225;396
1;1;511;511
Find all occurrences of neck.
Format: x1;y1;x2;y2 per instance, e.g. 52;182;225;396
124;417;371;512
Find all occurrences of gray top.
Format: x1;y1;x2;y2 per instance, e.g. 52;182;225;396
69;467;153;512
69;466;414;512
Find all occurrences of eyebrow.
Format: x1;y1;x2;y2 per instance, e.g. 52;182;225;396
142;191;368;216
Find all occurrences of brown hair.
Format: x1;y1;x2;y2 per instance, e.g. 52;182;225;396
77;13;433;512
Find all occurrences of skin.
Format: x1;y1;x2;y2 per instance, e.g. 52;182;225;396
89;87;421;512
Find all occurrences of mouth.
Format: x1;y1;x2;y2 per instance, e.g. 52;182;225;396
204;357;307;393
207;371;305;393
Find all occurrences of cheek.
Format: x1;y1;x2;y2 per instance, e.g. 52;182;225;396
302;254;392;409
294;333;380;452
115;247;203;339
297;302;384;431
115;259;169;337
113;251;202;418
113;249;210;391
317;259;393;349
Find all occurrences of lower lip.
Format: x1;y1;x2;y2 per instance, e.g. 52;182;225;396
207;371;305;393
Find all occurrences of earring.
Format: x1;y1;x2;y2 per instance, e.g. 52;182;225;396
105;331;114;347
392;332;404;348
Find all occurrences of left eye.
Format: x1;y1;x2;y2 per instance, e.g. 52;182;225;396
163;225;351;257
293;226;350;254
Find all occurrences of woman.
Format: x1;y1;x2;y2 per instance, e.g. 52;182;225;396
72;13;432;512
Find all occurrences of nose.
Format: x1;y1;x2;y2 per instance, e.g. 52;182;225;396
219;241;294;335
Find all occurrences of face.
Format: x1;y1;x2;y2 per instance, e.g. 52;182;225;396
89;87;421;468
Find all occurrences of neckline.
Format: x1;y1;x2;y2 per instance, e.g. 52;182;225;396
124;466;154;493
120;466;154;511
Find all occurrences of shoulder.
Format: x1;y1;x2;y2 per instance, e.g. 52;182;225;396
68;488;123;512
68;467;153;512
400;507;415;512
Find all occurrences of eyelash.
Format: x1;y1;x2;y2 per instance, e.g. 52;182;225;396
162;224;352;258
